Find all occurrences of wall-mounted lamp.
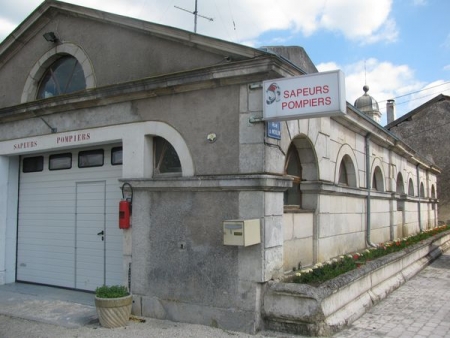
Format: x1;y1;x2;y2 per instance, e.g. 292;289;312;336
248;83;263;90
206;133;217;143
43;32;58;43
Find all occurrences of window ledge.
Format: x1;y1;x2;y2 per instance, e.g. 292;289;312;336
283;206;315;214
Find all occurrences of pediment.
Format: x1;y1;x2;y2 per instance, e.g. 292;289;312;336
0;0;265;108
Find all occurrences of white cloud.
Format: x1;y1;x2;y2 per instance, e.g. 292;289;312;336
412;0;427;6
316;62;341;72
319;0;397;43
407;80;450;110
235;0;397;44
360;18;398;45
323;58;450;125
441;34;450;50
0;18;17;42
337;58;420;109
0;0;398;46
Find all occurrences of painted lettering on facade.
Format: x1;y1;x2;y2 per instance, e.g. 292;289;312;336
282;85;332;110
14;141;38;150
56;133;91;144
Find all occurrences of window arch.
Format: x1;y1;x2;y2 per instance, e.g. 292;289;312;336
420;182;425;198
284;144;302;206
408;178;415;197
339;161;348;185
22;43;95;103
372;166;384;191
396;172;405;194
338;154;357;187
431;184;437;210
37;56;86;99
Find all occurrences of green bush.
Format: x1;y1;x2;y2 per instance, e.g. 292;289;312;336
292;225;450;286
95;285;129;298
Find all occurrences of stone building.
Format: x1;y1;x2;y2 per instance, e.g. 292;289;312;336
387;94;449;222
0;0;440;333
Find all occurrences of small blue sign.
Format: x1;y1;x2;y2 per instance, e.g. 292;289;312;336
267;121;281;140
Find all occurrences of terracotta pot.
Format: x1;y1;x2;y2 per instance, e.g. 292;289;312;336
95;294;132;328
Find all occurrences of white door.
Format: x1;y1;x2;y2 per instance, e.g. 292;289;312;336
75;181;106;290
17;145;123;291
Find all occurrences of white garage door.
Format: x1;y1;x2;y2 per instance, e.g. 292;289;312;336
16;145;124;291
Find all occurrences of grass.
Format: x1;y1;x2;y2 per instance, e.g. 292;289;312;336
95;285;129;298
292;224;450;286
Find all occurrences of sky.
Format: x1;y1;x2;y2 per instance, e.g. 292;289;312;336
1;0;450;126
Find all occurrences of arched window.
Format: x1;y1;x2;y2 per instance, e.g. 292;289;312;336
396;172;404;194
408;178;415;197
284;144;302;207
420;182;425;198
431;185;436;199
154;137;182;175
339;161;348;185
372;166;384;191
37;55;86;99
338;155;357;187
431;184;436;210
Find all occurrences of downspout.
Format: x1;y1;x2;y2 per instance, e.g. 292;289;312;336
416;164;423;232
365;133;377;247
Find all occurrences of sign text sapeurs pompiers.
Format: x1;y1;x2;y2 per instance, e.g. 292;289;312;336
263;70;346;121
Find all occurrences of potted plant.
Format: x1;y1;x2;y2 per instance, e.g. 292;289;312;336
95;285;132;328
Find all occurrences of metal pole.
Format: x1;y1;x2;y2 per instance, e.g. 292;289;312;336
194;0;198;33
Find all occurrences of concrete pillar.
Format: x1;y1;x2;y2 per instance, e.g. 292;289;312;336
122;134;153;178
0;156;8;284
0;156;19;285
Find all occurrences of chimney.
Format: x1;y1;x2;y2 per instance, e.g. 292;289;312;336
387;99;396;124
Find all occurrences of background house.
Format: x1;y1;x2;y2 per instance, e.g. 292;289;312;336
386;94;448;222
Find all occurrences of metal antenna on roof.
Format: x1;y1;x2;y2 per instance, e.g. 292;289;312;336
364;60;367;85
175;0;213;33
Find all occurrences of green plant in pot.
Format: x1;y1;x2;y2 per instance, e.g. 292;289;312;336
95;285;132;328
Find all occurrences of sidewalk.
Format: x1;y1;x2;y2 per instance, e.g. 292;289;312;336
0;283;295;338
334;249;450;338
1;250;450;337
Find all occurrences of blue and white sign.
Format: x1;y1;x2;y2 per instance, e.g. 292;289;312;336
267;121;281;140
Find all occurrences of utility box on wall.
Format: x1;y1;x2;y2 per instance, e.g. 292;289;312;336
223;219;261;246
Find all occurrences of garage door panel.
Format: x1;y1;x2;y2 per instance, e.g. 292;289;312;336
18;221;74;230
17;145;123;291
19;193;75;202
19;206;76;215
18;254;75;270
19;180;76;191
76;235;104;244
18;232;73;242
19;201;75;209
19;213;75;221
19;273;74;289
17;243;75;255
76;251;103;261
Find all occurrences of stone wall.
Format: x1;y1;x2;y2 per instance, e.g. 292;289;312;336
388;98;450;222
283;212;314;271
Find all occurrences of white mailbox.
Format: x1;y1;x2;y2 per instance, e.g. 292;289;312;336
223;219;261;246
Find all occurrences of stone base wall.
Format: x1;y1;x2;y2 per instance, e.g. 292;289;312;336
263;231;450;336
283;212;314;271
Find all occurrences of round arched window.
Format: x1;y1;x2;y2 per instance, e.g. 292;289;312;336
37;56;86;99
